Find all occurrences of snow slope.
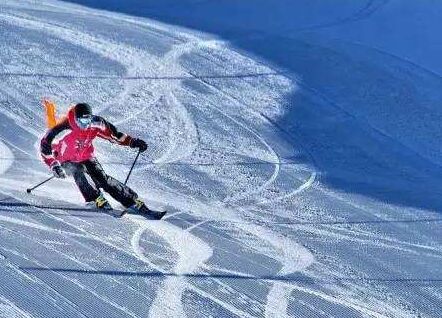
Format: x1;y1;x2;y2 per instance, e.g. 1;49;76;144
0;0;440;317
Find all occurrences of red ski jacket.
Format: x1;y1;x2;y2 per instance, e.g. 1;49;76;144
40;107;134;167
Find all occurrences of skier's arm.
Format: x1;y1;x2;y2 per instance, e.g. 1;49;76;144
97;117;147;152
97;117;134;146
40;118;70;167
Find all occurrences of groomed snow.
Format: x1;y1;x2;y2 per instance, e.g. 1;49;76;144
0;0;440;317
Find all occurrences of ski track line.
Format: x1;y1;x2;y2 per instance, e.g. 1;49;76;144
97;77;140;120
11;9;170;123
256;170;317;205
194;45;320;205
107;31;316;313
199;264;256;279
185;71;312;204
189;68;317;205
302;216;442;256
309;185;442;255
197;221;300;269
140;187;316;293
20;200;292;318
0;89;41;137
0;176;96;231
173;42;283;204
0;211;89;241
271;274;405;318
112;95;162;127
28;261;138;318
0;245;40;284
121;39;207;165
186;220;209;232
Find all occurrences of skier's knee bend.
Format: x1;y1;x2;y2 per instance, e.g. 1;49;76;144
91;173;110;189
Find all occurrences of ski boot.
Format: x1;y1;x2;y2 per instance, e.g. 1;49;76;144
85;195;126;217
127;199;166;220
95;194;113;210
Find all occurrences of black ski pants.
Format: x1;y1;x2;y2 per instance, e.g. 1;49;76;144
62;158;138;208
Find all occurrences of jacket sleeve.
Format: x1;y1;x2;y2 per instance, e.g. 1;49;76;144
96;117;134;147
40;118;70;167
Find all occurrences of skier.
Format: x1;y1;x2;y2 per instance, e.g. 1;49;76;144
40;102;166;219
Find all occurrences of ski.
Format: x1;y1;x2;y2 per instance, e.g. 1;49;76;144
99;204;166;219
125;207;167;220
104;209;127;218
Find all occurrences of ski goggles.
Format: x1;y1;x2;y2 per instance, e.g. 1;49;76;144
76;115;93;129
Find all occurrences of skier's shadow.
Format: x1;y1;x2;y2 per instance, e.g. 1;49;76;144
20;266;318;285
17;267;442;286
0;201;109;218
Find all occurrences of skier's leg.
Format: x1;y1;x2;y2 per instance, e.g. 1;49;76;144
84;158;138;208
62;162;101;202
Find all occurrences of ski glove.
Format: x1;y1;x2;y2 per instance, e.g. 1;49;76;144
131;138;148;152
52;163;66;179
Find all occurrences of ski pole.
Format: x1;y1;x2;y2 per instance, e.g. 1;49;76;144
26;176;55;194
124;150;142;185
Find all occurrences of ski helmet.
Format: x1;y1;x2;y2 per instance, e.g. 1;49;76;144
74;103;93;129
74;103;92;118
